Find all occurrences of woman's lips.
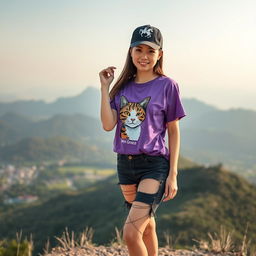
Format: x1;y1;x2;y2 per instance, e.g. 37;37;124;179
139;62;149;66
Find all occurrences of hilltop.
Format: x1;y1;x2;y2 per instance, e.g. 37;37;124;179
0;163;255;255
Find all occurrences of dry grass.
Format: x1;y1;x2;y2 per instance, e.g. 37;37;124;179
54;226;94;249
3;224;254;256
109;226;126;247
40;227;96;256
238;222;254;256
40;238;51;256
193;223;256;256
163;229;182;249
0;230;34;256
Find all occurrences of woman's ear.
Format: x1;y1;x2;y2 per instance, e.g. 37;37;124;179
158;50;163;60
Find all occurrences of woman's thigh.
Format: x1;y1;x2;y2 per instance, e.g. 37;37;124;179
123;177;166;237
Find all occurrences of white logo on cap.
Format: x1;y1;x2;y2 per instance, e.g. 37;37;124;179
139;27;153;38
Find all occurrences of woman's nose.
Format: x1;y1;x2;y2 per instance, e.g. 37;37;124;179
141;53;149;59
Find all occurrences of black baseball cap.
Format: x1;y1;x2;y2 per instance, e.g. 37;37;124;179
130;24;163;50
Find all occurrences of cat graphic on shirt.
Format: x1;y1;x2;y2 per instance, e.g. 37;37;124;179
119;95;151;141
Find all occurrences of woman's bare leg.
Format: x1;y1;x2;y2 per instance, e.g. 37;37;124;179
143;216;158;256
124;201;152;256
121;178;161;256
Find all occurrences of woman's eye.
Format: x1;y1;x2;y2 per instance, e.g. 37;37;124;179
135;48;155;53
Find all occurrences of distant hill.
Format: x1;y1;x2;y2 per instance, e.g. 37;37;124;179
0;164;255;255
0;120;19;145
0;87;256;179
188;108;256;137
0;87;100;120
181;97;217;119
181;108;256;176
0;136;114;164
0;112;114;149
0;134;194;169
0;86;206;125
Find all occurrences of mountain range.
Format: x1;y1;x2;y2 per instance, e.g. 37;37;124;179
0;86;255;182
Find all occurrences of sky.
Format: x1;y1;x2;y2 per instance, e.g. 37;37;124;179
0;0;255;110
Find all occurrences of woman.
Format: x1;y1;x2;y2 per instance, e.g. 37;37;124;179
99;24;187;256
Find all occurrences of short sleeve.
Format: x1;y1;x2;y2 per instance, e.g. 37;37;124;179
165;82;187;123
110;96;117;111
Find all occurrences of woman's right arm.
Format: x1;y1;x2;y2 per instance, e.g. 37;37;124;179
99;66;117;131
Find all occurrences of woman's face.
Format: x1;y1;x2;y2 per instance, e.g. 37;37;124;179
130;44;162;73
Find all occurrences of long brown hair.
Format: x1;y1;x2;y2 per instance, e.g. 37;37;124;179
109;47;166;100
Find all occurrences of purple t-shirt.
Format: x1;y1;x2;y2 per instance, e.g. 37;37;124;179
110;75;187;160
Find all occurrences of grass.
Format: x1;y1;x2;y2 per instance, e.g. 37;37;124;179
58;166;115;176
46;182;70;190
0;230;33;256
1;224;255;256
54;226;94;249
43;165;116;191
43;223;256;255
39;226;95;256
109;227;125;248
193;223;256;256
163;229;182;249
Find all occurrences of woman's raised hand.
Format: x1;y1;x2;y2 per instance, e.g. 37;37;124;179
99;66;116;89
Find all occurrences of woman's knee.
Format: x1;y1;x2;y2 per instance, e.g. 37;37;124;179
122;224;141;243
143;217;156;236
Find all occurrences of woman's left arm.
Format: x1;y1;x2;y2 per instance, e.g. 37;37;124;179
163;118;180;202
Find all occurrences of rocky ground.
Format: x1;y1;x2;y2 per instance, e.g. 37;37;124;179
45;244;241;256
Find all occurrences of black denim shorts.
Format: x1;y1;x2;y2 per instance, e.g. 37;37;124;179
116;153;170;217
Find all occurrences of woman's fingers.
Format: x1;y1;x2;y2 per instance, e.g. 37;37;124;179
163;184;170;201
164;184;169;198
163;185;178;201
101;66;116;75
99;66;116;79
99;66;117;88
108;66;116;70
106;66;116;76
